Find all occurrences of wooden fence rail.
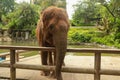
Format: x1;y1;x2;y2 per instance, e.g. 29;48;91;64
0;50;27;62
0;45;120;80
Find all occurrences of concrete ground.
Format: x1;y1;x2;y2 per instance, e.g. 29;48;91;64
0;55;120;80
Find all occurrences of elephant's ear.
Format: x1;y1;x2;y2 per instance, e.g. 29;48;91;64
36;19;44;46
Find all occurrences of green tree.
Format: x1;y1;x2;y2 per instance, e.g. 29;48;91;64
3;2;39;30
33;0;66;9
96;0;120;34
72;0;100;26
0;0;14;22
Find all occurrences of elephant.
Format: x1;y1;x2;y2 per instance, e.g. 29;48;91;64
36;6;70;80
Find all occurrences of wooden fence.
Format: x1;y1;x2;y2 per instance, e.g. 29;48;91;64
0;50;27;62
0;45;120;80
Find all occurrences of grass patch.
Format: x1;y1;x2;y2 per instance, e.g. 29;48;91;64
67;52;120;57
67;52;94;56
0;49;9;53
101;53;120;57
20;51;38;57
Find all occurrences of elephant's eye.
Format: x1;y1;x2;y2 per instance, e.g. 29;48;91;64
49;24;54;31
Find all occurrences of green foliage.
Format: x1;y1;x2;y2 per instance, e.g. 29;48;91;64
95;0;120;35
3;2;39;30
0;0;67;37
20;51;38;57
0;0;120;49
114;32;120;47
72;0;99;26
0;0;14;15
34;0;66;9
71;32;91;43
91;34;114;46
72;0;120;39
68;27;98;43
68;27;120;48
114;18;120;32
0;0;15;23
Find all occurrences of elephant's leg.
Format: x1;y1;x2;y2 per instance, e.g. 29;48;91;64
41;51;50;76
48;51;53;65
53;51;56;65
62;60;65;66
41;51;48;65
48;51;58;78
49;51;56;78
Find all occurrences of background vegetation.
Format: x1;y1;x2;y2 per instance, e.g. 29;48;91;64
0;0;120;48
70;0;120;48
0;0;66;36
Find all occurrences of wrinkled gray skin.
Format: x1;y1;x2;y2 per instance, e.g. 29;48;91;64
36;6;69;80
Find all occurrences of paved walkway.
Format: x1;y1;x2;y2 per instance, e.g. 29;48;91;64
0;55;120;80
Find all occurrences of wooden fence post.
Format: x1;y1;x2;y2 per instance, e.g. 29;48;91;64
10;49;16;80
94;52;101;80
15;53;19;62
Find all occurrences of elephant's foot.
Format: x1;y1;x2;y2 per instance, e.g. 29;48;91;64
49;71;56;78
49;72;63;80
56;74;63;80
40;71;50;76
62;62;65;66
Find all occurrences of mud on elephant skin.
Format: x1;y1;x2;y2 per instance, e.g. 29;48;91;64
36;6;70;80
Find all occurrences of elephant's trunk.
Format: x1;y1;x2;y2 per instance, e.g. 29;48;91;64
54;33;67;80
